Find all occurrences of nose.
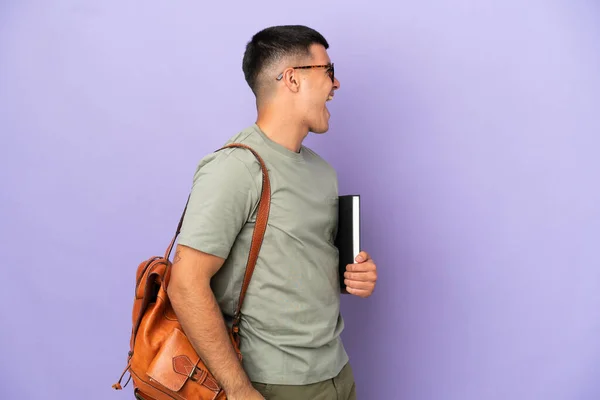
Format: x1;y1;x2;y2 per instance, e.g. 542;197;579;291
333;76;340;90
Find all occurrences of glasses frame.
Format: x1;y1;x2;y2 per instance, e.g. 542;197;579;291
276;63;335;83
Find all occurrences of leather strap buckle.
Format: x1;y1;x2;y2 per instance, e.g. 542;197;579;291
232;313;241;328
188;364;202;382
186;363;220;391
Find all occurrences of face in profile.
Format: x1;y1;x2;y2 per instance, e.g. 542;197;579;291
295;44;341;134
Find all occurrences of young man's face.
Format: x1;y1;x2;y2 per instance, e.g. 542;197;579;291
297;44;340;134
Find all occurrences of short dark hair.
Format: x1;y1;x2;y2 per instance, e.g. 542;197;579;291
242;25;329;96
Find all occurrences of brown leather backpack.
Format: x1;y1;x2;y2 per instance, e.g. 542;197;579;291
113;143;271;400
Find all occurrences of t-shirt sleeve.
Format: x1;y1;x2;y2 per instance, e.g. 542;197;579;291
177;151;260;259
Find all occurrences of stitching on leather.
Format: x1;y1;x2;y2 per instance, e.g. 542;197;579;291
129;369;178;400
182;361;193;375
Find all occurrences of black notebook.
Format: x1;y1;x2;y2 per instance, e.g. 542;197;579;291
334;195;361;290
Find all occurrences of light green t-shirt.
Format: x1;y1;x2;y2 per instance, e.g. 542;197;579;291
177;124;348;385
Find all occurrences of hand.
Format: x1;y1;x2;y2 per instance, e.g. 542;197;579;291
344;251;377;298
227;387;265;400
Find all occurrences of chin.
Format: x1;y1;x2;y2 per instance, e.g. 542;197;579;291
309;121;330;134
310;126;329;134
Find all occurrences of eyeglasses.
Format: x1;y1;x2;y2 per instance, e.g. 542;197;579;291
276;63;335;83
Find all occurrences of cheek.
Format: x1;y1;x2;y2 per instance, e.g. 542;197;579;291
302;97;324;115
311;92;327;108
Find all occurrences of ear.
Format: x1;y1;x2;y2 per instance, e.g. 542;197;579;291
277;67;300;93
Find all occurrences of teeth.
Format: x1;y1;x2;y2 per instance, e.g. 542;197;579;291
327;95;333;101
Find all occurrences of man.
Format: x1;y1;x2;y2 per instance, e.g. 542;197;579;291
167;25;378;400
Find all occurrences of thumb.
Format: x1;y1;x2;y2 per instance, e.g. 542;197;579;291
355;251;368;263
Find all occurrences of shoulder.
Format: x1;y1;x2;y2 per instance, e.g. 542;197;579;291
190;127;265;188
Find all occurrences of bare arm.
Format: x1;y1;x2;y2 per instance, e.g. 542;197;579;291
167;244;259;399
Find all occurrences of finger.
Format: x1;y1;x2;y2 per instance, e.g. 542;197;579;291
355;251;371;263
344;279;374;291
346;261;376;273
345;286;372;298
344;270;377;282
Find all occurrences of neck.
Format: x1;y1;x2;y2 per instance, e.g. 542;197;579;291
255;104;308;153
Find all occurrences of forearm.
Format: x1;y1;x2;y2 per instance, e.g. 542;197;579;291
170;281;252;396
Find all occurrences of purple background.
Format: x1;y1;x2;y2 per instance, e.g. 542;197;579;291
2;1;600;399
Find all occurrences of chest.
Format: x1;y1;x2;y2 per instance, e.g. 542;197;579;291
265;161;338;244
